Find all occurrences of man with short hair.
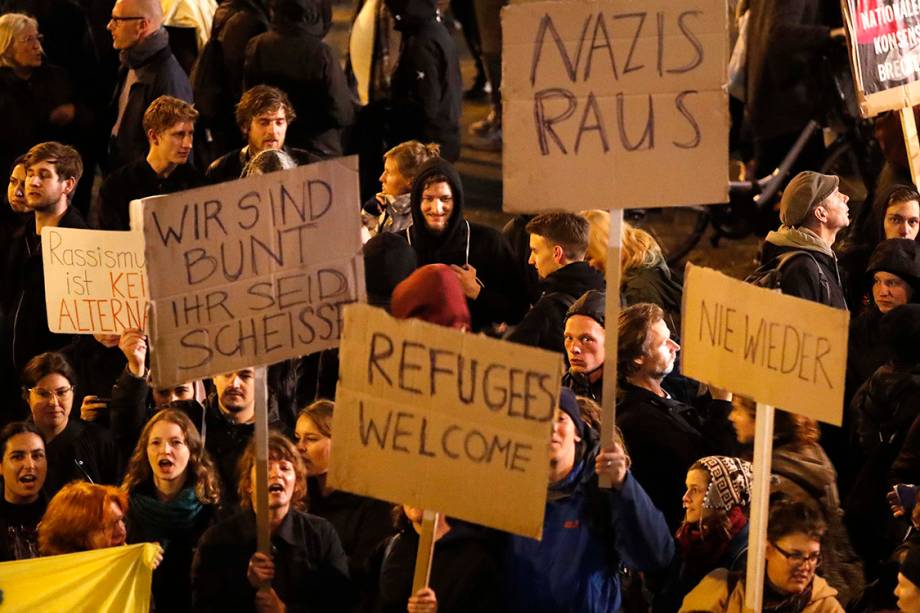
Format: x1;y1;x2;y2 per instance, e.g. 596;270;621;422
107;0;193;170
561;289;605;401
99;95;205;230
615;303;736;530
505;211;604;353
0;143;87;417
760;170;849;309
206;84;318;183
403;158;526;331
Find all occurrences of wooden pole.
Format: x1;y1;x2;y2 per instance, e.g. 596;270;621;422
900;107;920;188
599;208;623;488
254;367;270;556
411;510;439;593
744;402;775;612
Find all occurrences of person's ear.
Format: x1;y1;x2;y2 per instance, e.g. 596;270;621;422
147;129;160;147
553;244;565;264
62;177;77;196
813;204;829;224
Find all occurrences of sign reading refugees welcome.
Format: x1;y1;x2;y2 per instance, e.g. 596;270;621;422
132;157;365;387
681;264;849;425
329;304;562;539
501;0;729;211
42;227;148;335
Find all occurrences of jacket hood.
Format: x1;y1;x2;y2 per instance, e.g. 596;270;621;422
407;158;467;262
867;238;920;288
772;443;838;505
270;0;330;37
384;0;438;30
764;225;834;258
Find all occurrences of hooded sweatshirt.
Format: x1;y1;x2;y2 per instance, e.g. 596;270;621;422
405;159;527;330
761;226;847;309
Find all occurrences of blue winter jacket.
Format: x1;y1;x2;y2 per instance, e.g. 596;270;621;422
504;451;674;613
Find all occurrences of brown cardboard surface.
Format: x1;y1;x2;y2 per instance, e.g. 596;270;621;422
41;227;148;334
681;264;849;425
329;303;563;539
133;157;366;387
501;0;729;212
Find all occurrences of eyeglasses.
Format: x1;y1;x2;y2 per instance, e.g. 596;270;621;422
770;541;822;567
109;15;145;23
27;386;75;402
16;34;43;45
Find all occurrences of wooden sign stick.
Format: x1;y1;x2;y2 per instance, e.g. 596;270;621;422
744;402;775;612
599;208;624;488
411;510;440;594
254;367;271;557
900;107;920;188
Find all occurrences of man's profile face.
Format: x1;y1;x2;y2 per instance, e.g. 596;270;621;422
818;188;850;231
108;0;148;50
248;108;288;155
150;121;194;165
420;181;454;233
528;234;560;279
634;318;679;380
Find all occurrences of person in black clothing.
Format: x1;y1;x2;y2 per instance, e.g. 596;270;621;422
192;431;350;612
99;95;205;230
3;156;30;242
615;303;736;531
0;142;87;422
206;84;319;184
382;0;462;162
759;171;850;309
243;0;354;158
106;0;193;171
295;400;395;607
122;409;222;612
404;158;526;332
505;212;604;353
375;507;501;613
20;352;118;498
561;289;605;402
0;421;47;561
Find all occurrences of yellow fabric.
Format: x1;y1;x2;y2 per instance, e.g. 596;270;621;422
0;543;158;612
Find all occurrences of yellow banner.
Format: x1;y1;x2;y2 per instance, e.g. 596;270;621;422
0;543;158;612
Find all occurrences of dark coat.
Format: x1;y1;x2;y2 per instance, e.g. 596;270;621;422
0;496;45;561
846;308;888;410
98;159;206;230
386;0;462;161
205;145;319;184
745;0;831;140
405;159;527;330
109;28;193;170
505;262;605;354
377;522;502;613
760;239;848;309
616;382;737;531
43;417;119;497
192;508;350;612
622;262;683;336
243;24;354;158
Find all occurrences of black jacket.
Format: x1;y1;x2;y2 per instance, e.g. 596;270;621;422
243;22;354;158
377;522;501;613
43;417;120;497
505;262;605;354
0;496;45;561
109;28;193;170
192;508;350;612
760;239;848;309
99;159;205;230
205;145;319;184
616;382;736;531
405;159;527;330
386;0;461;161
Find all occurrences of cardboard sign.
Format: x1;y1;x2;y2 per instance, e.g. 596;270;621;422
842;0;920;116
681;264;849;425
501;0;729;212
132;157;365;387
329;303;563;539
41;227;148;334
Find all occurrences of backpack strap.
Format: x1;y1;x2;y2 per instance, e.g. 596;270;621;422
774;250;831;304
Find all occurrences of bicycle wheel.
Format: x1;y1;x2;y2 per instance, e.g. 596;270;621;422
630;206;711;267
821;141;870;213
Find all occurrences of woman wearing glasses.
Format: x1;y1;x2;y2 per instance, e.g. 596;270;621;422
20;352;118;497
680;498;844;612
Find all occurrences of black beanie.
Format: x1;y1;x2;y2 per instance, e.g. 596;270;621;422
363;233;418;308
559;387;585;438
867;238;920;291
902;542;920;587
565;289;606;326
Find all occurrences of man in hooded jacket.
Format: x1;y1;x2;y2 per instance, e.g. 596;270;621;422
402;158;526;331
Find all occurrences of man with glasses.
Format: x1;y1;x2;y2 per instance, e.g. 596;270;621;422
106;0;192;171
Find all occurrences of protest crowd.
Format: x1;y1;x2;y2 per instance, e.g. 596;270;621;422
3;0;920;611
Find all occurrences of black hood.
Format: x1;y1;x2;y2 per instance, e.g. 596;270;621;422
269;0;331;36
384;0;437;31
407;158;467;264
867;238;920;290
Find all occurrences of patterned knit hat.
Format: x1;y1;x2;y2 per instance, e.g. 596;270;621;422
697;456;753;512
